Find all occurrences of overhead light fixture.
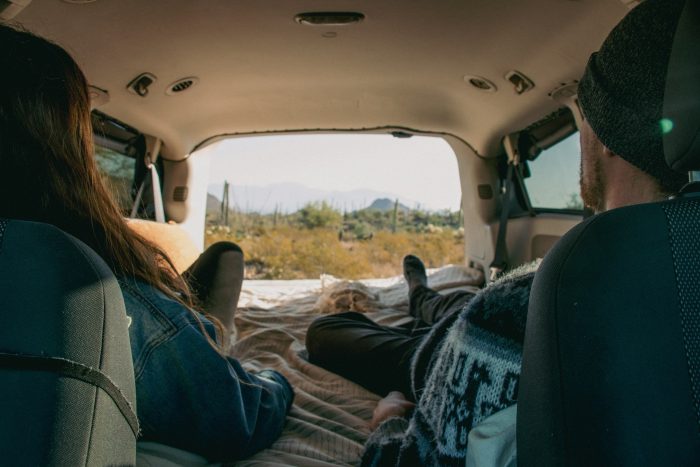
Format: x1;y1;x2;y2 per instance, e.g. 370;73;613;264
88;85;110;109
619;0;641;9
549;81;578;102
295;12;365;26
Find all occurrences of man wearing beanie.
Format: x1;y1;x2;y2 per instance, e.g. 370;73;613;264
577;0;687;212
358;1;690;466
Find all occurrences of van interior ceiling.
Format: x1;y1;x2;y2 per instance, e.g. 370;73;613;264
20;0;620;270
16;0;627;156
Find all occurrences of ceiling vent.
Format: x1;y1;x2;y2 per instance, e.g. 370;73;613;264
464;75;497;93
166;77;199;96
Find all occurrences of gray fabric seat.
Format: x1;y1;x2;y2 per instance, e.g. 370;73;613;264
517;1;700;465
0;219;138;466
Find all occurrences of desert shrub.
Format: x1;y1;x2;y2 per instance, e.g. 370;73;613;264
205;212;464;280
209;225;369;279
340;220;374;241
351;221;374;240
297;202;342;229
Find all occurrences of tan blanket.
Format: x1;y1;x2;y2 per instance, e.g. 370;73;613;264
229;266;483;467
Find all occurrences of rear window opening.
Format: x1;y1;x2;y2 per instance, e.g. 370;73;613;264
205;133;464;280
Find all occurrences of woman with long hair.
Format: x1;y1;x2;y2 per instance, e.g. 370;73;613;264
0;24;293;462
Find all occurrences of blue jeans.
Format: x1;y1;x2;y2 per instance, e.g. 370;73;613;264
120;276;293;462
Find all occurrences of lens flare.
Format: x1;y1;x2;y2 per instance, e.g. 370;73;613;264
659;118;674;134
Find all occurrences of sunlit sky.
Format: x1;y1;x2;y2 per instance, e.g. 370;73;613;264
207;134;462;211
206;132;583;212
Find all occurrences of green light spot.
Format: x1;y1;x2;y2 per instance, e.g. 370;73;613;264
660;118;674;134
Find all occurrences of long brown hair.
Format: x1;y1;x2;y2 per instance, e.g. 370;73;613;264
0;25;194;310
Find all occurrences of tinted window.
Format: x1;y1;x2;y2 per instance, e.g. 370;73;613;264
523;131;583;210
95;145;135;214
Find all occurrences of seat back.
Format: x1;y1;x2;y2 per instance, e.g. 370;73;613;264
0;219;138;466
517;199;700;466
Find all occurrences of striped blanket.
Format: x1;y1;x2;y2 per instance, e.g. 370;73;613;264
229;266;483;466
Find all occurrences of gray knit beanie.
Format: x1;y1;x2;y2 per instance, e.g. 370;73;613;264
578;0;688;193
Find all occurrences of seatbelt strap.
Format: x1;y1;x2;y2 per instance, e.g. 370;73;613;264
489;134;520;282
490;163;514;282
130;136;165;222
0;352;139;436
149;161;165;223
512;159;536;218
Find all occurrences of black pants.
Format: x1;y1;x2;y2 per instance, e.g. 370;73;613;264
182;241;244;333
306;285;475;399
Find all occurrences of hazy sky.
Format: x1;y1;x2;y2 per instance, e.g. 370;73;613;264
207;134;462;211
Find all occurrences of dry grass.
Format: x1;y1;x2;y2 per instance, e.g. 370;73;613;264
206;225;464;279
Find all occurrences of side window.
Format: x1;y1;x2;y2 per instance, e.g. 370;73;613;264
522;131;583;211
95;145;135;215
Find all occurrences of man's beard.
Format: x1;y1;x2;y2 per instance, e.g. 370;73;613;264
580;155;605;213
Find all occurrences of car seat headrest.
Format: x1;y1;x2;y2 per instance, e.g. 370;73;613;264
663;0;700;172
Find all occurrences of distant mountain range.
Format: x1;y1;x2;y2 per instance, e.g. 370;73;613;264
366;198;411;213
207;182;417;214
207;193;223;213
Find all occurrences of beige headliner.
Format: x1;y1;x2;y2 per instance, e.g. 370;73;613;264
16;0;627;160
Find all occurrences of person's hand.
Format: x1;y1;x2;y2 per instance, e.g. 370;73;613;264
369;391;415;430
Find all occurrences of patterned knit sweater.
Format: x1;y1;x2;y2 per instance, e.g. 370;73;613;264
361;262;538;467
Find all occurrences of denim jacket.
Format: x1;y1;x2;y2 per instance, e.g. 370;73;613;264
118;278;293;462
